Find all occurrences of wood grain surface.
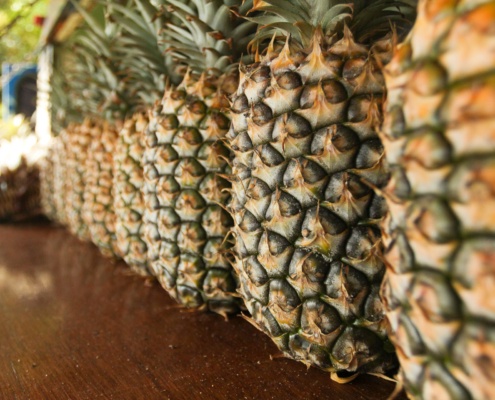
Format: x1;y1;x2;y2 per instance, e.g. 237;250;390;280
0;220;405;400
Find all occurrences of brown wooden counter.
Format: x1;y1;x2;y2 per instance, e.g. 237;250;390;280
0;220;405;399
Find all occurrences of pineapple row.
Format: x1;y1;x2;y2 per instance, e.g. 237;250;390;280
38;0;495;398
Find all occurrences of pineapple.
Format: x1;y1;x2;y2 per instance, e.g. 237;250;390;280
82;120;123;258
142;0;254;315
49;0;145;266
114;113;151;275
228;0;415;378
52;130;69;225
379;0;495;398
40;142;57;221
64;120;93;240
109;0;189;274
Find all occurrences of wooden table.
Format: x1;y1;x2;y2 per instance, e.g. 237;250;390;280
0;220;404;399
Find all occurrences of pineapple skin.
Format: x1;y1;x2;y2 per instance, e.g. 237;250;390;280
82;120;122;259
53;130;70;226
380;1;495;398
114;113;151;276
64;120;92;241
229;32;397;374
143;73;241;316
40;143;57;221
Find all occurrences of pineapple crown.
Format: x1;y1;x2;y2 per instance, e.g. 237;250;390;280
246;0;417;50
56;0;187;123
162;0;256;76
53;1;128;128
110;0;185;106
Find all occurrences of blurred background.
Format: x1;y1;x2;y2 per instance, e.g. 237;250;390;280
0;0;47;220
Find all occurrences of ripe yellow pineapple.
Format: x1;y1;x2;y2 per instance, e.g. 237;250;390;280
142;0;254;315
229;0;415;378
380;0;495;398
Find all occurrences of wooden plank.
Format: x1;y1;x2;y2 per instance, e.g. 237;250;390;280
0;221;405;399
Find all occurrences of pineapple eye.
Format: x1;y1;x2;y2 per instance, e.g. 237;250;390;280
247;178;271;200
342;57;367;80
410;61;447;96
179;128;202;145
210;112;230;130
383;105;405;139
239;210;261;232
284;114;312;138
231;131;253;152
347;96;373;122
252;103;273;125
259;144;284;166
356;139;384;170
171;90;186;101
188;100;206;115
277;191;301;217
300;85;317;109
300;158;327;183
345;173;370;199
245;256;269;286
251;66;271;83
277;71;302;90
232;94;249;113
220;74;238;95
321;80;347;104
330;125;359;152
266;231;291;256
161;115;179;130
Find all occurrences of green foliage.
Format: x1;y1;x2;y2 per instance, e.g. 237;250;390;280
51;0;181;129
245;0;418;49
0;0;47;64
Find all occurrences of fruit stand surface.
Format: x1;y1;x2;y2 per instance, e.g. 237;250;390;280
0;220;405;400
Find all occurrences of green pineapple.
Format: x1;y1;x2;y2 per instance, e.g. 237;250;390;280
142;0;254;315
229;0;415;378
114;113;151;274
82;120;123;258
379;1;495;398
47;1;128;242
109;0;188;274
